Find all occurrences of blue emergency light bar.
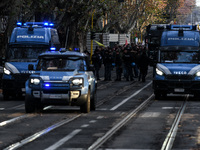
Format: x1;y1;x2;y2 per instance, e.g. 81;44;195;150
43;22;54;27
74;48;80;52
166;25;197;30
17;22;22;26
20;22;54;28
50;47;56;51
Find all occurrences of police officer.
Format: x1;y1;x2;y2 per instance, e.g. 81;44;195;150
92;50;102;80
122;48;134;81
138;51;149;82
103;50;113;81
114;49;122;81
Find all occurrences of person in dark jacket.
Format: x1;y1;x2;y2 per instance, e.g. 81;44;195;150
103;50;113;81
92;50;102;80
114;49;122;81
122;48;134;81
138;51;149;82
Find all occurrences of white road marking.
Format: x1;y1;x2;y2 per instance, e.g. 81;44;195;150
89;120;97;123
162;107;180;109
4;115;80;150
0;115;28;127
44;129;82;150
81;124;89;128
141;112;160;118
97;116;104;119
110;81;152;110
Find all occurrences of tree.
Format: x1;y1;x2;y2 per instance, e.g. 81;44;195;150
0;0;195;55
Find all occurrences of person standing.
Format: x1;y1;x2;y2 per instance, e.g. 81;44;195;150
103;50;113;81
92;50;102;80
122;48;134;81
114;49;122;81
138;51;149;82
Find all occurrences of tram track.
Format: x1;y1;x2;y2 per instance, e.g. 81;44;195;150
3;115;81;150
161;95;189;150
88;94;154;150
0;76;153;150
1;81;153;150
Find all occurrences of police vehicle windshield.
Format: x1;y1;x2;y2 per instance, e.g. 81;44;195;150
37;56;86;71
7;47;48;62
160;51;199;63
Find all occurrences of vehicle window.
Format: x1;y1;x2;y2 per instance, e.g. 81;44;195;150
37;57;86;71
8;47;48;62
160;51;199;63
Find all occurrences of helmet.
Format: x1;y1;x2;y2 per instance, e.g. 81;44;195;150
69;48;72;51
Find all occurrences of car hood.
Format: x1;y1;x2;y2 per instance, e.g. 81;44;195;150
5;62;36;74
157;63;200;75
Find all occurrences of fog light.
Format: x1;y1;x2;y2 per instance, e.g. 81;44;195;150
71;91;80;99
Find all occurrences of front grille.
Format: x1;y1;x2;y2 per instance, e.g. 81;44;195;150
42;83;70;94
166;75;193;80
43;89;69;94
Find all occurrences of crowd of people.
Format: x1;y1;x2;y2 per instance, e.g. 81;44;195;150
84;43;150;82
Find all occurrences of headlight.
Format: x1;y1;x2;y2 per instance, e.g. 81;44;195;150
30;78;40;85
72;78;83;86
4;68;11;75
156;68;164;76
196;71;200;76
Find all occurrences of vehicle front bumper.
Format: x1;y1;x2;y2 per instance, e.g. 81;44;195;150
27;83;89;106
153;79;200;94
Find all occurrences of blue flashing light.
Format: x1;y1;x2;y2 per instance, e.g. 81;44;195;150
49;23;54;27
45;83;50;87
44;22;49;26
17;22;22;26
50;47;56;51
74;48;80;52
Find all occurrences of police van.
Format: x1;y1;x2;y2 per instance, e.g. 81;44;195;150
153;25;200;99
2;22;60;100
25;49;96;113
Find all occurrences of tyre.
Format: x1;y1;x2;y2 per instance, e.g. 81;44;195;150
90;91;96;111
154;91;166;100
154;92;161;100
25;95;36;113
80;90;90;113
3;90;10;100
194;93;200;100
36;100;44;113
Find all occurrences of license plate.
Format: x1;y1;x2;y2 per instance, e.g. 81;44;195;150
49;94;62;99
174;88;185;92
21;88;26;92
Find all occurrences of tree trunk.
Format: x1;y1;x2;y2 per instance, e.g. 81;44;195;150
3;0;22;57
67;21;87;52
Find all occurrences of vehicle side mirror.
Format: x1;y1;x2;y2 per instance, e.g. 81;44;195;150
28;64;34;70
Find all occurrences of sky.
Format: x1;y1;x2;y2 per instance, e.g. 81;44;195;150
197;0;200;6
